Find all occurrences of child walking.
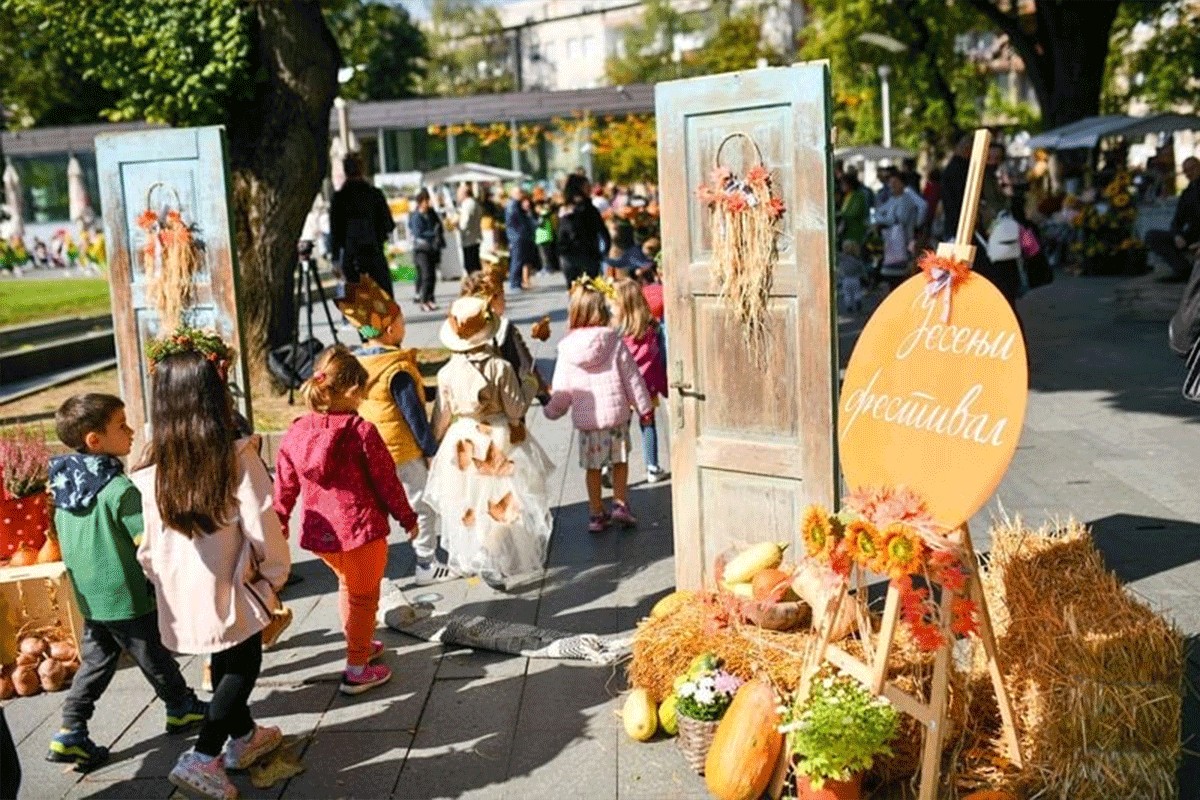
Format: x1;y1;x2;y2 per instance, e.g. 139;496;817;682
46;393;207;772
460;269;549;406
544;279;654;532
335;277;448;585
133;331;291;800
612;279;669;483
274;345;418;694
424;296;554;588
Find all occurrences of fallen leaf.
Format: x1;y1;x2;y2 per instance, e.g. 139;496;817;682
455;440;473;471
462;508;476;527
487;492;520;523
473;442;515;477
249;734;308;789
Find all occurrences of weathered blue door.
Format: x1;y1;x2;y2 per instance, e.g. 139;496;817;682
96;126;251;443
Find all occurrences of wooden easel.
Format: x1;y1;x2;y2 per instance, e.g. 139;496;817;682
800;131;1023;800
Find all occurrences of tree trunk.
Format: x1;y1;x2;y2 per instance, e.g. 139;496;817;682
225;0;339;384
1037;1;1120;128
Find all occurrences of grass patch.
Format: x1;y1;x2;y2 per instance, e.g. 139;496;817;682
0;278;112;326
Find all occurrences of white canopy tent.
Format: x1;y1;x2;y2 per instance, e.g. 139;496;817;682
2;160;24;240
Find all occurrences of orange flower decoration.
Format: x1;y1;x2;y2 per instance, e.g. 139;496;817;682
950;596;980;637
136;210;158;230
766;197;786;220
879;523;926;579
916;250;971;286
746;164;770;187
828;538;853;578
845;519;883;572
910;620;946;652
801;505;834;560
724;192;749;214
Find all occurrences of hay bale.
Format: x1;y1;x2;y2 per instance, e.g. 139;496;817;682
978;518;1185;799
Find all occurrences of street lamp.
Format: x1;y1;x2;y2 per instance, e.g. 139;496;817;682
878;65;892;149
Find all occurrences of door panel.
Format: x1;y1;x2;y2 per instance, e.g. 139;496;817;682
657;65;838;589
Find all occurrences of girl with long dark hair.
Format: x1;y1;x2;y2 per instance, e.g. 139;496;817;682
133;333;290;800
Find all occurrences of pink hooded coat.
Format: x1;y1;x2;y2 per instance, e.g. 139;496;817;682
544;326;654;431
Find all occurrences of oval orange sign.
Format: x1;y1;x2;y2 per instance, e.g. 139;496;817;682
838;273;1028;528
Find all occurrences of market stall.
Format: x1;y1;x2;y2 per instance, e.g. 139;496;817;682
420;162;526;281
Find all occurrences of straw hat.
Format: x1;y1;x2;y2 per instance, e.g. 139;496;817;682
335;276;399;338
439;296;499;352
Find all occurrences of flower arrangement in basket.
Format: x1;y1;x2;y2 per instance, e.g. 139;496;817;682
801;486;980;653
1070;171;1144;274
673;653;742;774
137;182;205;332
0;426;53;564
695;132;787;362
780;669;899;796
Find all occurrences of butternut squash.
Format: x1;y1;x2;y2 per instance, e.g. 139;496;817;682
704;679;783;800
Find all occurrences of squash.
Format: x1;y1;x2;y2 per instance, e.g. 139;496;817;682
36;537;61;563
751;568;792;602
9;546;38;567
704;679;783;800
723;542;788;584
622;688;657;742
650;590;694;619
657;694;678;736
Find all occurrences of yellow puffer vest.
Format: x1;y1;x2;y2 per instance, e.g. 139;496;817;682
356;347;426;466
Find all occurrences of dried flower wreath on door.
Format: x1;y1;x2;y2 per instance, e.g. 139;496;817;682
136;182;204;332
696;132;786;362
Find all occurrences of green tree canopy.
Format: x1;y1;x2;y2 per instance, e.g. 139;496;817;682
1103;0;1200;114
326;0;428;102
421;0;514;96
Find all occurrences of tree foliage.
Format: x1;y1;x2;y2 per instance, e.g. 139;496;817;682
799;0;988;150
421;0;514;96
3;0;252;126
325;0;427;102
1103;0;1200;113
592;114;658;184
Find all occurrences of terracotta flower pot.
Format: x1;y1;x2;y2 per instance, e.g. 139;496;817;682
797;771;863;800
0;492;50;561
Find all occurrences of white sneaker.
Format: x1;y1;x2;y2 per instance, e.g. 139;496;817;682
646;466;669;484
415;560;456;586
169;751;237;800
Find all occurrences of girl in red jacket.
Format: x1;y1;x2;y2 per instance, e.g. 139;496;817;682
274;345;418;696
612;278;668;483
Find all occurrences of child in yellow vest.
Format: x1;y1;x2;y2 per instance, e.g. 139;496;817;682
336;277;452;585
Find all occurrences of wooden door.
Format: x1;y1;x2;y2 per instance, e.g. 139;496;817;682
656;65;838;589
96;126;251;446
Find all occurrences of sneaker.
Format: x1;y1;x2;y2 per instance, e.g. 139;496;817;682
223;724;283;771
166;694;209;734
480;570;506;590
645;465;669;484
415;559;456;586
610;501;638;529
47;729;109;771
369;640;386;663
600;464;613;489
588;511;610;534
169;751;237;800
340;663;392;696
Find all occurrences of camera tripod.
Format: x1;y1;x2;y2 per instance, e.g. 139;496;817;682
283;243;341;404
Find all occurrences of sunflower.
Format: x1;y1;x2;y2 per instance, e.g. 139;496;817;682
845;519;883;572
879;523;926;579
800;505;834;560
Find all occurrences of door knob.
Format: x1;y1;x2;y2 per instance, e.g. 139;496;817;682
669;381;706;401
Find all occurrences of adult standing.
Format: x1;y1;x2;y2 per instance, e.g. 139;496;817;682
837;173;870;248
331;154;396;298
455;183;483;275
922;167;943;240
556;173;611;286
505;187;536;291
875;173;919;289
1146;157;1200;283
533;188;559;275
408;190;444;311
941;135;973;238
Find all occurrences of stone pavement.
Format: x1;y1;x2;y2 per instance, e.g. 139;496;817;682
6;268;1200;799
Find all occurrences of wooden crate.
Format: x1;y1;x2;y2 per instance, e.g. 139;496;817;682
0;562;84;667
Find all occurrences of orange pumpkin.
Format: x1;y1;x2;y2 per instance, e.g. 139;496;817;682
36;537;61;563
704;679;783;800
751;568;791;602
9;546;38;567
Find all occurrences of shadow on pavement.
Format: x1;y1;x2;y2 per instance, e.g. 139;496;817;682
1089;513;1200;585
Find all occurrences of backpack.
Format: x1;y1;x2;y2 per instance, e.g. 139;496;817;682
986;212;1021;263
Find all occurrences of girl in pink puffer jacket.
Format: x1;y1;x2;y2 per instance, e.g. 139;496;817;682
544;280;653;532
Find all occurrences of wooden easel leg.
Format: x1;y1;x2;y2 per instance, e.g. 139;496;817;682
800;579;849;698
871;581;901;694
918;584;955;800
961;530;1023;767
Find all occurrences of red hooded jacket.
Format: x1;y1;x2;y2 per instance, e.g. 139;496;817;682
274;412;416;553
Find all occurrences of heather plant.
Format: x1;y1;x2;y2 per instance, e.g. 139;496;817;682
0;426;51;498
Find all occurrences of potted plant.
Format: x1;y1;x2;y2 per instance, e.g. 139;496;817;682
780;671;899;800
0;427;52;564
673;653;742;774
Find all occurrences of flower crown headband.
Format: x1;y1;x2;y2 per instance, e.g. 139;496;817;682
146;326;234;381
571;275;617;301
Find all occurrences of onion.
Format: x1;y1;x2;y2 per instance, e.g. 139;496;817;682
61;659;80;681
16;652;39;667
19;636;47;658
38;657;66;692
12;665;41;696
0;673;13;700
49;640;77;663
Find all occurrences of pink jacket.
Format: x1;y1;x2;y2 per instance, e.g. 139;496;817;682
623;325;668;399
544;326;653;431
134;438;291;655
274;412;417;554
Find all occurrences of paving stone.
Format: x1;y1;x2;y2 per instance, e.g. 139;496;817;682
281;730;413;799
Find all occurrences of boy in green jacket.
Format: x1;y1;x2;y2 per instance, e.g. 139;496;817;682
46;394;206;771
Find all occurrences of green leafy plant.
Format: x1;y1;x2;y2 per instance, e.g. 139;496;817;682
674;653;742;722
780;670;899;789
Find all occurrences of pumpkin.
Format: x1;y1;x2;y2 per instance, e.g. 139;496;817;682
704;679;783;800
36;537;61;563
751;568;792;602
9;546;38;566
650;590;694;619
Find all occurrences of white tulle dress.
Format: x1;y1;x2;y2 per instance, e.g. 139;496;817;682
424;350;554;586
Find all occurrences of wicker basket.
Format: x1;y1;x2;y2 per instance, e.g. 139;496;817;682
676;714;719;774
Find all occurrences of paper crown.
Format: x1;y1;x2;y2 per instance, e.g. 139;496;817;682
335;276;400;338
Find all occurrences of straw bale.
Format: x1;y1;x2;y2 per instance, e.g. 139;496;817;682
971;518;1185;798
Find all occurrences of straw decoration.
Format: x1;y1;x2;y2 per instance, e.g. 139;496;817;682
137;182;204;332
